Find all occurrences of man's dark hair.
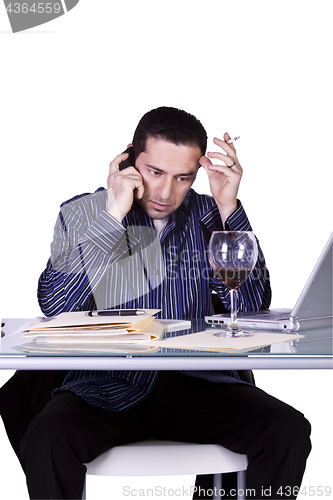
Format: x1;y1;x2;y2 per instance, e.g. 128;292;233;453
132;106;207;160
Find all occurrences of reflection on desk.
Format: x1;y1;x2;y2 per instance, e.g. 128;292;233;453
1;317;332;359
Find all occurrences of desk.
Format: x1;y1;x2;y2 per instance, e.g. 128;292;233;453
1;317;332;370
1;318;332;500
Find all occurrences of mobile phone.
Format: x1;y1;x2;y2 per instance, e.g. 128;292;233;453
119;146;135;171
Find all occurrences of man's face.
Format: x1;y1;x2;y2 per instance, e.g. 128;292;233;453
135;137;201;219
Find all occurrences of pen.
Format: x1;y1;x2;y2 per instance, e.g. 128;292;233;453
227;136;240;144
87;310;146;317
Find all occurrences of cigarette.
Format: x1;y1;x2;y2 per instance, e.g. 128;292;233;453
227;136;240;144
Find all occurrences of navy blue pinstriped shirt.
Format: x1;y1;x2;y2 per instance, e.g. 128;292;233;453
38;188;271;411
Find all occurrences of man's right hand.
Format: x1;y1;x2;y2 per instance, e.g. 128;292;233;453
106;152;144;223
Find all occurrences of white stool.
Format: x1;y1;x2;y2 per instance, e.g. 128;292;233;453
83;440;248;500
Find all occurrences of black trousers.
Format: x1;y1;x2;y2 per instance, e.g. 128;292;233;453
19;371;311;500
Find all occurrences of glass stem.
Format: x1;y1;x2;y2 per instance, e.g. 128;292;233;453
230;289;238;325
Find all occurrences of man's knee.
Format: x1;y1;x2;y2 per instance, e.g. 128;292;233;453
21;412;63;464
288;408;312;455
267;403;312;457
281;405;311;439
20;394;81;466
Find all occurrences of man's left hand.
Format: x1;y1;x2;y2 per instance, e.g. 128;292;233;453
199;133;243;224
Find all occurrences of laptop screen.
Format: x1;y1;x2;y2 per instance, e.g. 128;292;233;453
292;233;333;320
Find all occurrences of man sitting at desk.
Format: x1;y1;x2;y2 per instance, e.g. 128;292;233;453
2;107;311;499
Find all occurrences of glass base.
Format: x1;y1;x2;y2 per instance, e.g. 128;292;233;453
214;322;252;338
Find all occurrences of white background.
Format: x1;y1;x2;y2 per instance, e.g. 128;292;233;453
0;1;332;498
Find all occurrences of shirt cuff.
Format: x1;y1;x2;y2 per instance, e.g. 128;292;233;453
199;205;224;233
199;199;252;233
84;210;141;255
224;200;253;231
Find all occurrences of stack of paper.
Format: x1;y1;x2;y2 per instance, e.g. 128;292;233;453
149;329;305;352
23;310;162;344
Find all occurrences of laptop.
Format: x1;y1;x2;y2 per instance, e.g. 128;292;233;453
205;233;333;332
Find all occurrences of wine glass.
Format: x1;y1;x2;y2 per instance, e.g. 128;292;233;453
208;231;258;337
